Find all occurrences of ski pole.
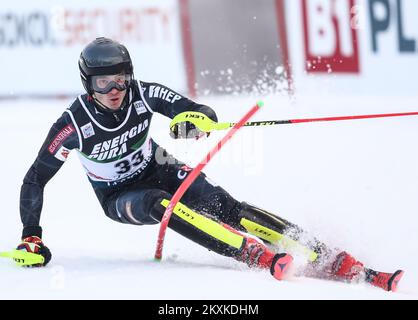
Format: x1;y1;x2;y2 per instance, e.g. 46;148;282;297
154;101;264;260
211;111;418;131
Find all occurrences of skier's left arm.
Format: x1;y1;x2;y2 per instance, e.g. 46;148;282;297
140;81;218;139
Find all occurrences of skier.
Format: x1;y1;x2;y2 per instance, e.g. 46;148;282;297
16;37;403;290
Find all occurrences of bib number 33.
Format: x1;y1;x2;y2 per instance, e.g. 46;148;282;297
115;149;144;174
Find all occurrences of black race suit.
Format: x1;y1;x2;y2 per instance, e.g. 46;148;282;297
20;81;246;258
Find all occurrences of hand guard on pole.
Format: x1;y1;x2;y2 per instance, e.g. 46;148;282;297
169;111;217;140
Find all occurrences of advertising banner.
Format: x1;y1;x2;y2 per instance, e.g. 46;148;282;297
0;0;186;97
288;0;418;96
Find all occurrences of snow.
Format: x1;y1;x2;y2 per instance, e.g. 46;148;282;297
1;93;418;300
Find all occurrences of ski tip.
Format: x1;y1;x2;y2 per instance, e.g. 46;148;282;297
270;253;293;281
388;270;404;292
256;101;264;108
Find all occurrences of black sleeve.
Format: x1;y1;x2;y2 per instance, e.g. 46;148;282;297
140;81;218;122
20;112;79;239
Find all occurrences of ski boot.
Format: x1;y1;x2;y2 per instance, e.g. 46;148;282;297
238;236;293;281
331;251;404;292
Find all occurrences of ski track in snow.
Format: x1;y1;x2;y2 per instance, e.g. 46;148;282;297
1;94;418;299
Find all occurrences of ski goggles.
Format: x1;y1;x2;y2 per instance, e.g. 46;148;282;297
91;74;132;94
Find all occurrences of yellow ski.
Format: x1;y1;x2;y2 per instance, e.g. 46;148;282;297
160;199;244;250
240;218;318;262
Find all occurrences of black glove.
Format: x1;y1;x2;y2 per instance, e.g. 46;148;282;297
16;236;52;267
169;111;216;140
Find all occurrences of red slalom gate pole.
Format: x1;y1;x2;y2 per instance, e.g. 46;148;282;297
154;101;263;260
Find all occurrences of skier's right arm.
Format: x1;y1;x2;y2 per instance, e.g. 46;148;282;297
18;112;79;266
